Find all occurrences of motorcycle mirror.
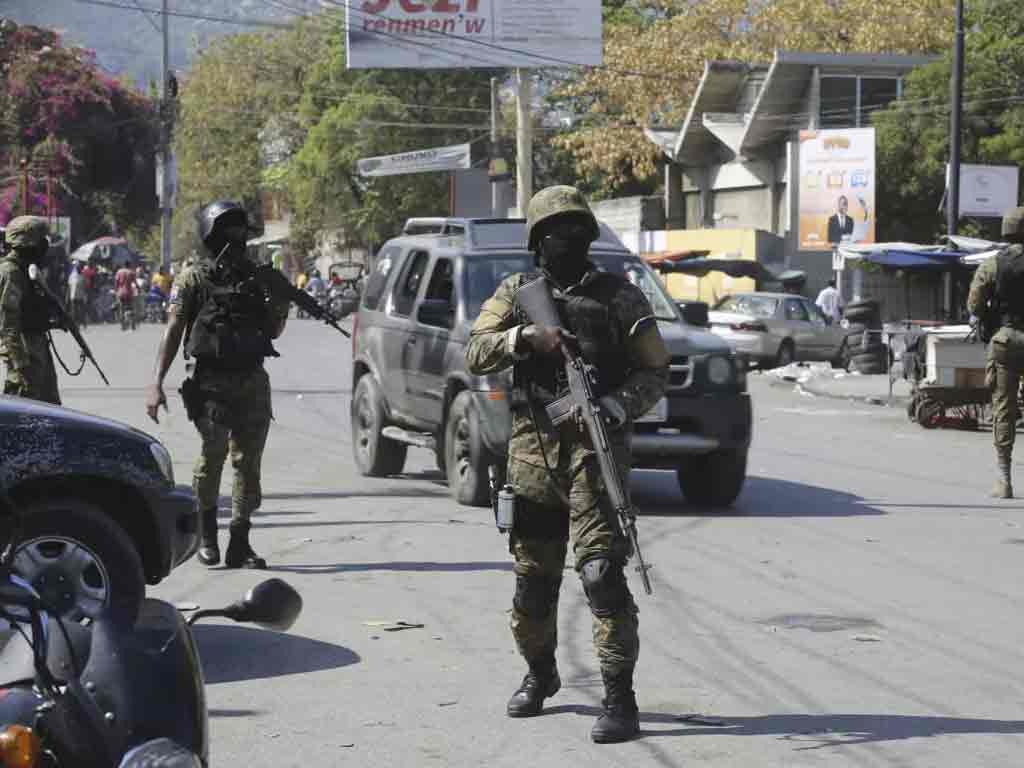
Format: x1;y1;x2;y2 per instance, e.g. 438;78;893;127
225;578;302;631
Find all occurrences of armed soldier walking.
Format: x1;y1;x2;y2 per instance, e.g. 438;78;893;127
465;186;669;743
145;201;289;569
0;216;61;405
968;206;1024;498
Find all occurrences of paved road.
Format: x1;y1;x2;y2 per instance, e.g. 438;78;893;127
55;320;1024;767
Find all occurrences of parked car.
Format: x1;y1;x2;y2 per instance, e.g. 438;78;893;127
351;218;752;508
708;291;847;368
0;396;197;623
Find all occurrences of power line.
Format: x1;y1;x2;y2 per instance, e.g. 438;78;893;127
127;0;163;35
69;0;293;28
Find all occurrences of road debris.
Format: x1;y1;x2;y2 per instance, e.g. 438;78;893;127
676;714;726;727
362;620;425;632
853;634;882;642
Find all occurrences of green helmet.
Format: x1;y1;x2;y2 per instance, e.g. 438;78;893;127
526;185;600;251
4;216;49;250
1002;207;1024;241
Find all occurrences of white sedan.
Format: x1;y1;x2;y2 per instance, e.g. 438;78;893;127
708;292;847;368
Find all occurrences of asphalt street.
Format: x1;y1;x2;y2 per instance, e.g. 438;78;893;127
54;319;1024;767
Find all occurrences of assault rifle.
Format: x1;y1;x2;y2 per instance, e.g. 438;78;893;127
217;245;350;338
516;276;653;595
28;264;110;386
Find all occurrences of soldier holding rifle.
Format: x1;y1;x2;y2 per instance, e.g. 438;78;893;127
466;186;669;743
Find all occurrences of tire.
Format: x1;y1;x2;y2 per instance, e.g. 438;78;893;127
832;341;849;370
775;340;795;367
844;299;879;314
351;374;407;477
677;449;748;508
9;498;144;625
444;391;491;507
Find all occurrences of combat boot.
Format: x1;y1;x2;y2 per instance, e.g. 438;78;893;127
591;668;640;743
506;656;560;717
992;452;1014;499
224;520;267;569
196;507;220;566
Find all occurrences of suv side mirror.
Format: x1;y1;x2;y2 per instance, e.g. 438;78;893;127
417;299;454;328
678;301;709;327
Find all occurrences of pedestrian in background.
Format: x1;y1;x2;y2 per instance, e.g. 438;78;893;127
68;262;87;328
815;278;843;325
967;206;1024;498
114;262;136;331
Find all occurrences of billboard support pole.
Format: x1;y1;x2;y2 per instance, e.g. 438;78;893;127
515;68;533;216
159;0;174;271
491;77;501;217
947;0;965;237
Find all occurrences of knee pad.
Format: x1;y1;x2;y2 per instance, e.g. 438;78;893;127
579;557;630;618
513;574;560;618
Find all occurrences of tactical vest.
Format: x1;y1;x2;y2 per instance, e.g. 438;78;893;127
184;266;275;370
511;271;629;403
996;245;1024;329
1;260;52;334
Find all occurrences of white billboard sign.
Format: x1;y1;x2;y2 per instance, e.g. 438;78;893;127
357;142;471;177
798;128;876;251
345;0;603;69
947;163;1020;218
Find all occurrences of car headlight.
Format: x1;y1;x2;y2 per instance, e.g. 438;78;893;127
149;442;175;485
707;355;734;386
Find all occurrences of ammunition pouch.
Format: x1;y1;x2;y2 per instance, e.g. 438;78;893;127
178;376;205;424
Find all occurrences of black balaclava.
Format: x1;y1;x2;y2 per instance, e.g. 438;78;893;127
536;213;595;288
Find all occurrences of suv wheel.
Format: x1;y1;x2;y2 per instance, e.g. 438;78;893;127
11;498;144;624
676;449;747;508
352;374;407;477
445;391;491;507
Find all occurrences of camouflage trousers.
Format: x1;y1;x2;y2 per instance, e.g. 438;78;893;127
988;365;1022;461
507;415;639;676
191;365;272;525
2;334;60;406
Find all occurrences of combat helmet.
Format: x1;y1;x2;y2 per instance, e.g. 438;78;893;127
526;185;600;252
4;216;49;251
197;200;249;246
1002;207;1024;242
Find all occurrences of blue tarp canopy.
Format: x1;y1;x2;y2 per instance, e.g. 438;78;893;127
854;250;966;269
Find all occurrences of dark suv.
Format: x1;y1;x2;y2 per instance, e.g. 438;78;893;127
350;218;752;507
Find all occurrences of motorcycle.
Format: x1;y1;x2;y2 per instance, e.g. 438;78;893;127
0;491;303;767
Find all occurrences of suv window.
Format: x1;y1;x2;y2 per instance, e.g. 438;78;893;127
784;298;810;321
465;255;533;319
362;246;400;311
392;250;430;317
425;258;454;303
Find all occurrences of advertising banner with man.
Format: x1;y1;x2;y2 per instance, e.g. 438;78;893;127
798;128;876;251
357;143;472;177
345;0;602;69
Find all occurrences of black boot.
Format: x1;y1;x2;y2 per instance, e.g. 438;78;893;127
506;657;560;718
224;521;267;569
196;508;220;566
591;668;640;743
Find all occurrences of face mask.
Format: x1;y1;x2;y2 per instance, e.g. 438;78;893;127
538;225;592;286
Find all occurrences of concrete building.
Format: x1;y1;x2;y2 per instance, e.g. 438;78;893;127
643;50;935;299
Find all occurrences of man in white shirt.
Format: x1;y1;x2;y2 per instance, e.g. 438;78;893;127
815;279;842;325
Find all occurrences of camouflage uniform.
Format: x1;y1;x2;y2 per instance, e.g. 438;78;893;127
0;217;60;405
466;265;669;679
173;258;288;526
968;211;1024;498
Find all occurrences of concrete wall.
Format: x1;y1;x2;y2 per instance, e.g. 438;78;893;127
591;197;666;241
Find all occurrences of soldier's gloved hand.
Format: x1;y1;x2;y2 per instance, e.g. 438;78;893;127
520;324;575;356
599;395;628;430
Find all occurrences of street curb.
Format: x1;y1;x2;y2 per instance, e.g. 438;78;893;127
798;376;912;408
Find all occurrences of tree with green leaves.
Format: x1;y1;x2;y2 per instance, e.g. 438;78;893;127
874;0;1024;242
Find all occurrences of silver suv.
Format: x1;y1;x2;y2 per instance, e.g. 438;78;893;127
350;218;752;507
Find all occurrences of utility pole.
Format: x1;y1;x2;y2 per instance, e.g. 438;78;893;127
947;0;965;237
20;159;28;216
491;77;501;217
159;0;173;270
515;68;533;217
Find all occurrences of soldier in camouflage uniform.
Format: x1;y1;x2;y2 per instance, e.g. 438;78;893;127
968;207;1024;498
466;186;669;743
145;201;289;568
0;216;60;405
